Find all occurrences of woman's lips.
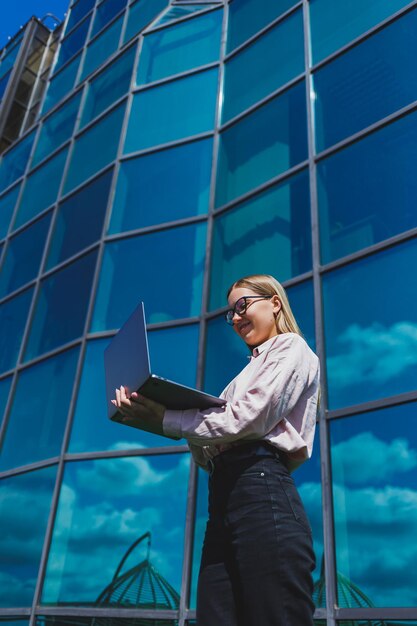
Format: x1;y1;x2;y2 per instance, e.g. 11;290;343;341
238;321;251;334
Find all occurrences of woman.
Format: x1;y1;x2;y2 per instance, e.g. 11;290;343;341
113;274;320;626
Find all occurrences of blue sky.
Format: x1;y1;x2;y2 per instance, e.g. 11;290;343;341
0;0;70;50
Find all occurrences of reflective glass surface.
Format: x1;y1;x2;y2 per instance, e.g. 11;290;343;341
41;54;81;115
310;0;411;63
0;185;20;239
91;0;126;38
314;9;417;152
80;15;123;81
223;9;304;122
137;9;222;85
210;170;311;310
109;138;212;233
32;93;81;167
190;468;209;607
204;314;249;395
154;5;218;28
286;280;316;352
323;239;417;409
54;15;91;72
123;0;168;45
0;288;33;374
81;46;134;128
125;68;218;152
47;170;113;269
64;103;125;194
41;454;189;605
331;403;417;606
14;148;68;229
318;111;417;263
227;0;296;52
24;251;97;361
66;0;95;34
0;213;51;298
69;324;197;452
0;131;35;194
91;222;206;330
215;81;308;207
0;467;56;607
0;376;12;427
0;348;79;471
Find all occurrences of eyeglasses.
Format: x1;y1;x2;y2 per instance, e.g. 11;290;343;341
225;295;272;326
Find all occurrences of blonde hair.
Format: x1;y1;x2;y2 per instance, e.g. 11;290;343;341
227;274;302;337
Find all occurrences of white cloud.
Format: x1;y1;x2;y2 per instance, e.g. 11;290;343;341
332;432;417;484
328;321;417;387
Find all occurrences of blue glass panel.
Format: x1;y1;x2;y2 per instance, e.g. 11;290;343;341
64;103;125;194
91;222;206;330
227;0;295;52
123;0;168;44
68;326;197;452
0;347;79;471
80;15;124;81
109;138;212;232
314;9;417;152
210;170;311;310
54;15;91;72
0;131;35;194
66;0;95;34
0;185;20;239
286;280;315;352
137;9;222;85
41;54;81;115
0;376;12;427
0;288;33;375
125;68;218;152
24;251;97;361
223;9;304;122
153;5;218;28
331;403;417;606
204;314;249;395
81;46;134;128
0;214;51;298
41;455;189;605
0;467;56;607
32;92;81;167
92;0;127;37
215;81;308;207
0;70;11;100
310;0;411;63
318;112;417;264
323;239;417;409
47;170;113;269
15;148;68;229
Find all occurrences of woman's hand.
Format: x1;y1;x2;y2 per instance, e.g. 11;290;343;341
112;386;165;437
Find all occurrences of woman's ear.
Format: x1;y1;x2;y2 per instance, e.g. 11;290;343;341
271;295;281;315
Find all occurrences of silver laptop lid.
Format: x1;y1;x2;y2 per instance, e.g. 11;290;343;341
104;302;150;419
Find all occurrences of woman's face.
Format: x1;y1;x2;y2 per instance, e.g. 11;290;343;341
227;287;281;349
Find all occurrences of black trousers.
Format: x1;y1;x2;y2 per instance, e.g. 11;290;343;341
196;447;316;626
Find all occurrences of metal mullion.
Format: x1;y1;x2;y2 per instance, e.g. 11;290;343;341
132;61;219;94
122;130;214;160
106;214;208;243
327;389;417;421
64;446;189;462
318;228;417;276
83;315;201;339
0;608;32;617
303;2;335;625
20;28;51;137
87;9;127;50
10;338;83;373
35;607;179;619
0;458;59;481
219;73;305;132
311;0;417;72
144;3;223;35
315;98;417;163
63;10;95;43
336;607;417;620
224;1;303;62
178;448;198;622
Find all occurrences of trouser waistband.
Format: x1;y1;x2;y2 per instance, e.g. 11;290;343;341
207;441;288;475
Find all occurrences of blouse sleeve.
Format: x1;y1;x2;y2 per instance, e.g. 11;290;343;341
163;334;318;446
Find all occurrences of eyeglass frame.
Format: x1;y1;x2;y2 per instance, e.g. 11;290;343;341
224;295;273;326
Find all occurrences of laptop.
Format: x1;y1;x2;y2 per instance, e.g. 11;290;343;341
104;302;225;423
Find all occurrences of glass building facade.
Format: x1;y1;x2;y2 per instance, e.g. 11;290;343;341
0;0;417;625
